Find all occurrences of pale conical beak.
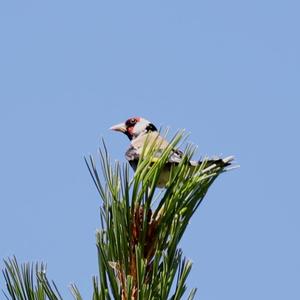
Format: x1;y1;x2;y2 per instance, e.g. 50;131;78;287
109;122;127;133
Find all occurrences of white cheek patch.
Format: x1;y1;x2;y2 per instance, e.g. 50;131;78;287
132;119;150;137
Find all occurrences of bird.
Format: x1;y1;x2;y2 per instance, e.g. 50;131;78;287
110;117;233;187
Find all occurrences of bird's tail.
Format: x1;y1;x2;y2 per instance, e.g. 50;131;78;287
190;155;235;172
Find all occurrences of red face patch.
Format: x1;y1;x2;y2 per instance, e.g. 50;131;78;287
124;117;141;139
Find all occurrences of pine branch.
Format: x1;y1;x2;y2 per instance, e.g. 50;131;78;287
2;256;62;300
85;132;234;299
1;133;234;300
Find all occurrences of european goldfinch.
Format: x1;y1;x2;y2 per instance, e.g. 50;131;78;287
110;117;233;187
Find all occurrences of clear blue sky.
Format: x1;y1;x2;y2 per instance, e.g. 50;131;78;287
0;1;299;299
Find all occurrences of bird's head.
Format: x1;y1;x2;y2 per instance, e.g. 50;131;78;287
110;117;157;140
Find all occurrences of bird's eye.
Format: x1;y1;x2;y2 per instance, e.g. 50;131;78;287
125;117;138;128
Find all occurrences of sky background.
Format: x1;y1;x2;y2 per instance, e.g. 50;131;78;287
0;1;299;299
